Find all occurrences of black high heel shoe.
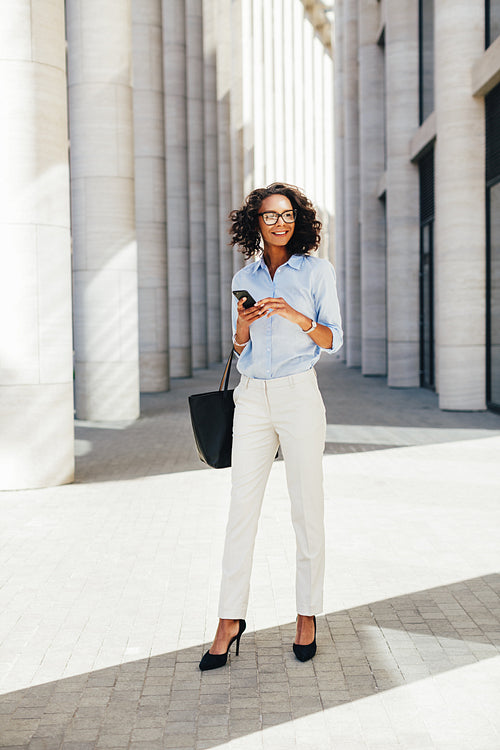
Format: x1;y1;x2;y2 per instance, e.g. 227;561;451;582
293;615;316;662
199;619;246;671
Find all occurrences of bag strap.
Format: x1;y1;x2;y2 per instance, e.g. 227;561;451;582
218;348;235;392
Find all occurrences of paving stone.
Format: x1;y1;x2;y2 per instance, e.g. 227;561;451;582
28;740;61;750
163;736;195;749
62;728;99;742
229;697;260;711
195;725;228;740
130;726;164;741
0;733;35;748
261;712;292;726
95;739;129;749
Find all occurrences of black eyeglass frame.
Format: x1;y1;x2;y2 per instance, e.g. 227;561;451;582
257;209;297;225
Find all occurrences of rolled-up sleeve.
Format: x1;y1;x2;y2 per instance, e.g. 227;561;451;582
313;260;343;354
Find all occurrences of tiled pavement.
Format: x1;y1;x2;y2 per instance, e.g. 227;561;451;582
1;357;500;750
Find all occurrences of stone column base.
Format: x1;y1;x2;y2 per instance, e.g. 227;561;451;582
75;362;140;421
0;384;74;490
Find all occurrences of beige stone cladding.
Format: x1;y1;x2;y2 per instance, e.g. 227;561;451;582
434;0;486;410
0;0;74;489
67;0;140;420
343;0;362;366
358;0;386;375
333;0;495;409
133;0;169;392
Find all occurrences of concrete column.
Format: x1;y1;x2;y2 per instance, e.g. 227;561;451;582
67;0;140;420
313;34;326;253
216;0;233;346
323;51;336;266
163;0;192;377
273;0;286;181
252;0;266;187
303;20;316;198
186;0;208;368
202;0;221;363
230;0;245;231
132;0;168;392
263;1;276;183
0;0;74;489
242;0;255;196
385;0;420;386
434;0;486;409
343;0;361;366
293;1;305;190
334;0;347;337
358;0;387;374
283;2;295;185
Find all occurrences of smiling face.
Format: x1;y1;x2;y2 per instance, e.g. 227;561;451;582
257;193;296;250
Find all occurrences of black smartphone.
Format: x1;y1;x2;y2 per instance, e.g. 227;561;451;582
233;289;257;309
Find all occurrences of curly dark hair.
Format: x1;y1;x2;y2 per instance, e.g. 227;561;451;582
229;182;322;259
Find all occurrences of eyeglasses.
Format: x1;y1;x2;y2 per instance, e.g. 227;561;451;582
258;209;297;226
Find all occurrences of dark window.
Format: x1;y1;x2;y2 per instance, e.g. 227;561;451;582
486;83;500;410
419;0;434;123
378;28;387;171
419;148;435;389
486;82;500;183
486;0;500;47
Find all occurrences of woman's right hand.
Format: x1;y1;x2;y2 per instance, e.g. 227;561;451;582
234;297;262;351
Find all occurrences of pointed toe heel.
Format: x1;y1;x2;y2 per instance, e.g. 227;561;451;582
199;619;246;671
293;615;317;662
199;649;228;671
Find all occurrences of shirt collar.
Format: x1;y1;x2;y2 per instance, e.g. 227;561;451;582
286;254;305;269
252;254;305;273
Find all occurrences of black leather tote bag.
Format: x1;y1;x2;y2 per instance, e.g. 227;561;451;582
188;349;235;469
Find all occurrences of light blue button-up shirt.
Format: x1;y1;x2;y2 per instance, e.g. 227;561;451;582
232;254;343;379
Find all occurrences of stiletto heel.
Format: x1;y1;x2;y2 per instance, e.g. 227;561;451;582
293;615;316;662
199;619;246;671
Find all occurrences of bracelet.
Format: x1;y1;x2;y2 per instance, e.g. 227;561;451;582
233;333;250;347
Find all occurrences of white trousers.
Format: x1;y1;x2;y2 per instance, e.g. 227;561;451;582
218;368;326;619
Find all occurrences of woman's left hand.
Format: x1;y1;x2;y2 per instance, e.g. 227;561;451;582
257;297;304;327
257;296;334;348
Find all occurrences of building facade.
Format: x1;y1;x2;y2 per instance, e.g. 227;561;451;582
0;0;334;489
334;0;500;412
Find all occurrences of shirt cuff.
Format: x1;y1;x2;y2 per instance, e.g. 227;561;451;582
319;324;343;354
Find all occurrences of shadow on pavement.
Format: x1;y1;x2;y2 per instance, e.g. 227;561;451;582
74;359;500;484
1;573;499;749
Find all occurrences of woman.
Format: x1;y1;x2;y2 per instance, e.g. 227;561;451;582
199;183;343;671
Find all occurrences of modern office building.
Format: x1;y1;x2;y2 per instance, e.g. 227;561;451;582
334;0;500;413
0;0;334;489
